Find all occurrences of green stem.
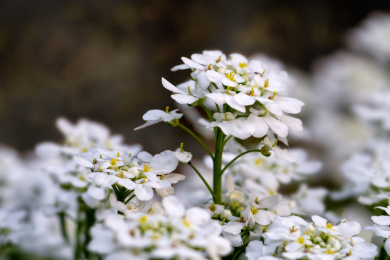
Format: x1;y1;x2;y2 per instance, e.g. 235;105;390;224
188;162;216;200
124;194;136;205
177;123;214;159
58;212;69;244
220;149;262;176
199;104;214;122
74;199;84;260
84;206;96;259
223;135;233;147
213;129;225;204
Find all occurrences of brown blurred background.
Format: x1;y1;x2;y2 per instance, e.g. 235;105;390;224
0;0;389;156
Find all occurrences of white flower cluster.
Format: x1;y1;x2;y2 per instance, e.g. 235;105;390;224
136;50;304;161
246;215;377;260
74;148;187;201
88;196;232;260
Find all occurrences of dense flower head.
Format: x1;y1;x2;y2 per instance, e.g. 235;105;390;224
74;148;187;201
247;215;377;260
88;196;232;260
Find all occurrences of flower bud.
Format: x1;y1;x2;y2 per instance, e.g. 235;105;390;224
220;210;232;221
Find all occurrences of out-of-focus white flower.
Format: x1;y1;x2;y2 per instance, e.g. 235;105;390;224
252;215;377;260
347;12;390;63
89;196;232;260
365;206;390;255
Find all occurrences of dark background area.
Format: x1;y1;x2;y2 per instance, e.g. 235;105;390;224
0;0;389;156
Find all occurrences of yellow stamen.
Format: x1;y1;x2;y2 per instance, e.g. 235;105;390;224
188;86;192;95
272;139;278;147
117;152;120;157
143;164;151;172
226;86;230;94
269;91;277;100
224;113;228;121
98;165;102;172
251;206;258;215
239;62;247;68
269;189;275;195
250;87;255;96
129;153;132;157
225;72;236;82
326;223;333;229
180;142;184;152
93;158;97;164
216;55;222;63
260;70;266;77
100;154;102;159
110;158;117;165
298;236;305;244
119;171;124;178
166;106;169;113
183;219;191;228
139;215;148;222
207;63;212;70
350;238;353;246
262;109;268;117
160;174;165;180
222;218;225;225
264;78;269;88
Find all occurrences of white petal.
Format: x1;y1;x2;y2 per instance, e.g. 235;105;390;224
171;94;198;104
162;195;185;218
247;114;269;138
163;173;186;184
88;186;106;200
134;184;154;201
223;119;254;140
234;93;255;106
264;103;283;116
161;77;184;94
207;70;225;83
225;95;246;113
222;221;245;235
338;221;361;238
109;193;127;212
206;93;227;106
385;239;390;255
285;242;303;252
312;215;328;227
151;150;179;174
278;115;303;132
263;116;289;138
254;210;271;225
253;96;275;104
274;147;298;163
171;64;190;71
74;155;94;168
182;57;205;70
137;151;153;162
197;71;211;90
273;96;304;114
372;216;390;226
222;78;238;87
142;109;168;121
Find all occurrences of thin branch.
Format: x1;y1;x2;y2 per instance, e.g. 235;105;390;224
188;162;216;201
177;123;214;159
220;149;262;176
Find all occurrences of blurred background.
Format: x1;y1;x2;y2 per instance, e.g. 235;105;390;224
1;0;389;156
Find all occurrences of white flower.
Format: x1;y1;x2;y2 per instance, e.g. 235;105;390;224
173;143;192;163
207;112;255;140
134;108;183;131
89;196;232;260
262;137;298;163
161;77;204;105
